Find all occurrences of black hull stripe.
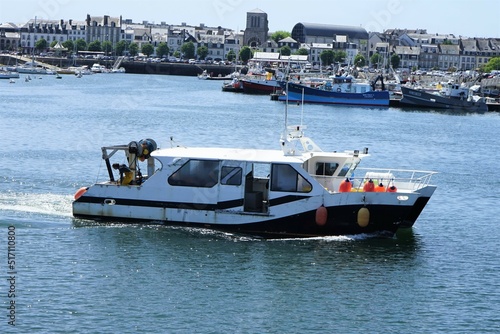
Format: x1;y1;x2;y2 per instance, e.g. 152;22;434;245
75;194;310;211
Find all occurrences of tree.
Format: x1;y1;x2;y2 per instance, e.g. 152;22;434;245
50;40;58;48
129;43;139;56
271;30;291;43
75;39;87;52
354;54;366;67
180;41;195;59
370;53;382;68
239;46;252;64
102;41;113;55
115;40;129;56
320;50;335;66
62;40;74;53
35;38;48;53
390;53;400;69
88;40;102;52
226;50;236;62
156;42;169;58
197;45;208;60
141;43;154;57
295;48;309;56
333;51;347;63
483;56;500;72
280;45;291;56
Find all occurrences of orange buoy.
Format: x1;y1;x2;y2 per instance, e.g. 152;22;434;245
357;207;370;227
363;179;375;192
74;187;88;200
338;178;352;193
375;182;386;192
387;185;398;193
315;206;328;226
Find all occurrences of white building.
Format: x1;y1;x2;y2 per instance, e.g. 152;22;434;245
20;18;87;53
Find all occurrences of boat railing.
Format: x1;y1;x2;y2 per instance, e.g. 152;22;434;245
353;168;437;192
312;168;437;193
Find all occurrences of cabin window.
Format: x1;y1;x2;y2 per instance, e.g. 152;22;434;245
168;159;219;188
315;162;339;176
338;163;354;177
221;166;242;186
271;164;311;193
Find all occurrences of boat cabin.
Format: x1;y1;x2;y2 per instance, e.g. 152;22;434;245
98;129;369;215
318;75;374;94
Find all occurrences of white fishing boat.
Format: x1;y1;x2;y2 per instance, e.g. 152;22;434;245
16;63;53;75
0;70;20;79
72;108;437;238
91;63;107;73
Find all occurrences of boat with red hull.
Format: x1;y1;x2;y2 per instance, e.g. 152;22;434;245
241;77;282;94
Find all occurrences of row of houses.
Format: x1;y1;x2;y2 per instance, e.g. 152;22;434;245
0;15;241;61
0;10;499;71
371;29;500;70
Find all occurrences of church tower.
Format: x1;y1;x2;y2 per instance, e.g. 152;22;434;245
243;8;269;48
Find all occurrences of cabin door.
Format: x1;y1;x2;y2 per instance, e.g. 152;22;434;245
218;161;246;211
243;162;270;213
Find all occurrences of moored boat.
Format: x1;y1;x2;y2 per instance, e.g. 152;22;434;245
241;76;282;94
72;113;437;238
279;76;390;106
240;69;283;94
16;64;54;75
91;63;107;73
400;86;488;112
198;69;235;80
222;78;244;92
0;70;20;79
57;68;76;75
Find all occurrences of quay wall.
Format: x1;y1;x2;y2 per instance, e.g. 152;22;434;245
0;55;235;77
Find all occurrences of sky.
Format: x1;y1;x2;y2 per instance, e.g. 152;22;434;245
1;0;499;38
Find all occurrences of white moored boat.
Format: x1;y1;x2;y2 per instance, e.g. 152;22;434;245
72;121;437;238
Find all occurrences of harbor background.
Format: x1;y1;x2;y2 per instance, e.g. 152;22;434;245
1;73;500;333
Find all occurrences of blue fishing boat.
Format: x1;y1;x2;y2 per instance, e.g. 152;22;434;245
279;75;390;106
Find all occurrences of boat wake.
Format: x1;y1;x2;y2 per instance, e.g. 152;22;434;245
71;219;390;242
268;233;390;242
0;192;73;219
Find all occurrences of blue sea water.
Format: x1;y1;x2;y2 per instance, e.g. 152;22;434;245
1;73;500;333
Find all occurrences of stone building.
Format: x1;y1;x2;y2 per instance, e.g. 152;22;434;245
85;14;121;46
243;8;269;48
0;22;19;51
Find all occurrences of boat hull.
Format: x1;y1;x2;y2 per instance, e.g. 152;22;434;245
72;186;435;238
241;78;281;94
0;72;20;79
280;82;390;106
400;86;488;112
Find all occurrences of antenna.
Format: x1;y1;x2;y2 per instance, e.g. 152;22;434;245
300;87;304;127
284;80;289;130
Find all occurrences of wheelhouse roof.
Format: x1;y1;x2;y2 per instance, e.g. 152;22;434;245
152;146;360;164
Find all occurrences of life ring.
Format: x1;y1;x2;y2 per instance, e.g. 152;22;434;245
74;187;88;200
337;88;341;92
